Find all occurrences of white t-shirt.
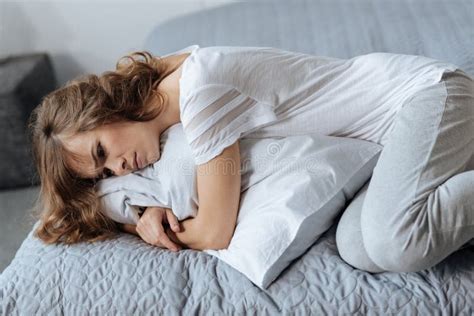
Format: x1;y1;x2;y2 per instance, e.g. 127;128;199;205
163;44;458;165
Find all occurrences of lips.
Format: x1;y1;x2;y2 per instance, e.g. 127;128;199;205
134;152;139;170
137;153;147;169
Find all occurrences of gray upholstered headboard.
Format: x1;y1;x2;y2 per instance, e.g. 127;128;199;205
143;0;473;77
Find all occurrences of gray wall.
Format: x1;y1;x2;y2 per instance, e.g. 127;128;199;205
0;0;238;86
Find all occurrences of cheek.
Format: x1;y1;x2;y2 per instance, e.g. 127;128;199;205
129;123;160;155
105;129;132;154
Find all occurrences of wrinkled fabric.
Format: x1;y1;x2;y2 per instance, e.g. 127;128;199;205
96;123;382;288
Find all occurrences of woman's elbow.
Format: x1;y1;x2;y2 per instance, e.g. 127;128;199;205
206;230;233;250
206;238;230;250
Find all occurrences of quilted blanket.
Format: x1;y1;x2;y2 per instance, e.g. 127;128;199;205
1;220;473;314
2;0;473;314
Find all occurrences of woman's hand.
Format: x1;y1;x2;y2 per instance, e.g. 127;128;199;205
136;206;183;252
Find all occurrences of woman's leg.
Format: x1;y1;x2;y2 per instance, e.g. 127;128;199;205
337;176;474;272
350;69;474;272
336;180;385;273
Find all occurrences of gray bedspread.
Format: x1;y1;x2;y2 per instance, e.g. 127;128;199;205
2;0;473;314
1;220;473;314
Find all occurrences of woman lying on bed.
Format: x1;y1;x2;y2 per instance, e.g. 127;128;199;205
27;45;474;273
27;49;235;252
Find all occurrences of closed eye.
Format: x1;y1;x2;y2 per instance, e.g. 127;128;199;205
97;142;114;179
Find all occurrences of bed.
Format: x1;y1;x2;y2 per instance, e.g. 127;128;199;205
1;0;473;314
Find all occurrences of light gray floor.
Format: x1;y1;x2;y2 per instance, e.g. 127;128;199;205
0;185;40;274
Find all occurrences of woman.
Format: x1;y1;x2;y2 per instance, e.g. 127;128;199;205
28;44;474;273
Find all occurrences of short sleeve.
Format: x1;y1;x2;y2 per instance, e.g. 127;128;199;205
180;83;278;165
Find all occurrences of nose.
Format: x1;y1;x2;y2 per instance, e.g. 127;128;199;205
112;157;130;176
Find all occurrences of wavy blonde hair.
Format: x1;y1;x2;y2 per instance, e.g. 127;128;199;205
27;51;179;245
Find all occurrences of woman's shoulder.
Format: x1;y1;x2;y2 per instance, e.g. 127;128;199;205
180;46;272;98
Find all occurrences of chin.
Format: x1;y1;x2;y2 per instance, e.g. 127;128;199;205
150;154;160;166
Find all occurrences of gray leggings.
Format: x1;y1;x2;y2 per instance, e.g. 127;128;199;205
336;69;474;273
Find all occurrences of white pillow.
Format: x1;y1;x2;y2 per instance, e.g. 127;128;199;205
96;123;382;289
97;123;198;224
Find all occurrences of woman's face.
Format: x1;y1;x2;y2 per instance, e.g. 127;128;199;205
61;119;161;180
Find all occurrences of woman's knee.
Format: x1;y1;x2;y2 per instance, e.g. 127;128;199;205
362;170;474;272
362;240;437;272
336;182;385;273
361;212;437;273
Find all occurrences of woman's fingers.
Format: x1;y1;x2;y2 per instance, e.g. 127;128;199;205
157;228;181;252
166;208;181;232
137;207;181;252
139;221;179;251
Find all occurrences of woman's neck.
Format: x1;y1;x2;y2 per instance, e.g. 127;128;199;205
153;53;191;133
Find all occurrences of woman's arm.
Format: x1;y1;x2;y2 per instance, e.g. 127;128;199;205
166;140;242;250
118;141;241;250
117;209;212;250
120;223;139;235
